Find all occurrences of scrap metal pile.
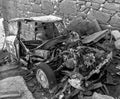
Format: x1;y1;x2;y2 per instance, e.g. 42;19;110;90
37;29;120;99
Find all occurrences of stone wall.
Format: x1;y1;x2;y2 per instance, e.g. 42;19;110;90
2;0;120;30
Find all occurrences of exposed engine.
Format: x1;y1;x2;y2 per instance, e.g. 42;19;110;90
23;31;113;99
44;32;113;99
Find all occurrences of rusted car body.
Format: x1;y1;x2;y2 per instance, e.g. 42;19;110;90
5;15;68;89
5;15;114;99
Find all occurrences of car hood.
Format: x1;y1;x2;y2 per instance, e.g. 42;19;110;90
33;35;69;50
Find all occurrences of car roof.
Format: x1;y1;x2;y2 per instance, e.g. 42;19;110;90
9;15;62;23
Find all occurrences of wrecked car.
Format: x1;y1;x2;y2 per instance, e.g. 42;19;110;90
5;15;119;99
5;15;72;89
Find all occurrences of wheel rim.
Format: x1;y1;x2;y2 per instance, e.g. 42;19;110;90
36;69;49;88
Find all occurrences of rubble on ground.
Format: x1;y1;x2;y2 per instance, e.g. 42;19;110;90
92;92;114;99
0;76;35;99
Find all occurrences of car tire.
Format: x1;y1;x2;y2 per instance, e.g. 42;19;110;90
35;62;57;89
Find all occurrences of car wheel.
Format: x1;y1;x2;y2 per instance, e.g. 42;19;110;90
35;62;57;89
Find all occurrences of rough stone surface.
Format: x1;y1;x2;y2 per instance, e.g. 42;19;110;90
117;13;120;17
84;8;90;14
77;12;87;19
31;4;41;13
86;2;91;7
34;0;41;5
102;8;116;14
92;3;100;10
107;0;115;3
16;10;25;17
111;30;120;40
91;0;105;4
76;1;85;5
93;10;111;23
87;10;96;20
0;18;5;50
6;0;14;9
92;92;114;99
103;2;120;11
29;0;35;3
110;14;120;28
115;0;120;3
17;3;27;11
59;0;77;16
80;5;86;11
76;4;81;11
18;0;30;4
0;76;35;99
17;4;32;12
41;0;54;14
1;0;120;31
100;24;120;30
67;18;98;35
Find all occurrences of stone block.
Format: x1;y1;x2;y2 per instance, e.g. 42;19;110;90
35;13;45;16
93;10;111;24
92;2;100;10
91;0;105;4
85;0;91;1
17;0;30;4
0;18;5;50
76;1;85;5
76;4;81;11
103;2;120;11
67;15;77;21
29;0;35;3
29;12;40;17
25;11;34;17
87;9;110;24
7;0;15;9
0;0;2;6
41;0;54;14
87;9;96;20
67;18;98;36
86;2;91;7
35;0;41;4
115;0;120;3
6;1;17;18
100;24;120;30
59;0;77;16
80;5;86;11
92;92;114;99
107;0;115;3
16;3;25;11
111;30;120;40
16;9;24;17
8;8;17;19
24;4;33;12
31;4;42;13
77;12;87;19
0;76;35;99
17;3;32;12
110;14;120;28
102;8;116;14
117;13;120;17
84;8;90;14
